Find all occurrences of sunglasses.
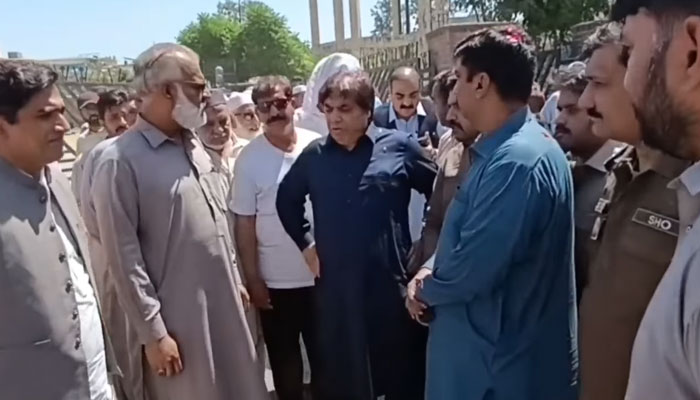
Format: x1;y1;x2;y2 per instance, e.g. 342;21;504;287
257;97;291;113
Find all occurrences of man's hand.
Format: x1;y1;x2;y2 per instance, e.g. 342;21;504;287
238;284;251;311
145;334;183;378
247;278;272;310
406;268;432;321
303;245;320;277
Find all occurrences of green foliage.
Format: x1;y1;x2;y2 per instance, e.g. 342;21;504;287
451;0;609;47
371;0;419;37
177;1;315;83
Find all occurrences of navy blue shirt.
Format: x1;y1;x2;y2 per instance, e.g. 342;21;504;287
276;126;437;399
277;126;437;283
418;108;579;400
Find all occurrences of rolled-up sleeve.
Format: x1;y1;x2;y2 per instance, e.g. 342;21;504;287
91;158;167;345
276;151;314;251
418;160;544;306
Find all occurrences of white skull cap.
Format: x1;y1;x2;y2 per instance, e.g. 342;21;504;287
208;89;228;107
227;90;254;111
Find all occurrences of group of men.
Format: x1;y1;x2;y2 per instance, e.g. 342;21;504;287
2;0;700;399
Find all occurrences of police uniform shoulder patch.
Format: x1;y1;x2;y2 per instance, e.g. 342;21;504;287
632;208;679;237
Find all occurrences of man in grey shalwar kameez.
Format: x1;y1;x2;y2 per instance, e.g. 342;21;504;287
90;43;269;400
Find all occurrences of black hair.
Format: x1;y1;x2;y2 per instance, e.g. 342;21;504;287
553;62;588;95
611;0;700;22
580;23;623;61
97;89;129;120
318;71;376;122
431;69;457;104
0;60;58;124
453;26;536;103
251;75;292;105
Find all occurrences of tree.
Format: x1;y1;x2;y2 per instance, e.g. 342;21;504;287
235;3;315;80
451;0;609;47
371;0;419;37
177;1;314;82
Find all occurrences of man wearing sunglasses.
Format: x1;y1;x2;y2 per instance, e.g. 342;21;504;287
90;43;269;400
231;75;320;400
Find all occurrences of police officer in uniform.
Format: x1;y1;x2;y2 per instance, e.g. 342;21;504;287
552;61;619;299
575;23;689;400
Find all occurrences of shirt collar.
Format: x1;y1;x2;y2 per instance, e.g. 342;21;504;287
388;102;426;124
471;107;529;158
0;155;49;188
585;140;624;173
326;127;375;151
670;161;700;195
134;117;179;149
636;143;689;179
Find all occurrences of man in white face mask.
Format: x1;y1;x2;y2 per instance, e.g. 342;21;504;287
89;43;269;400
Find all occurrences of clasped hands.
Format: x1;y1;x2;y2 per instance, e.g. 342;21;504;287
406;267;432;324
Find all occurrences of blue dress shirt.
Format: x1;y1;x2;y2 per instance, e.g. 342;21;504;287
419;108;579;400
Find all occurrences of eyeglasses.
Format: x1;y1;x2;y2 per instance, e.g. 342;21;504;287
235;111;257;120
257;97;291;113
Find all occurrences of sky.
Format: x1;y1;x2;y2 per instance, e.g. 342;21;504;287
0;0;379;60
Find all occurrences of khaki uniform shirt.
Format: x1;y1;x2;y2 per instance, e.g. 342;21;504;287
579;144;688;400
407;140;472;273
90;119;268;400
572;140;622;297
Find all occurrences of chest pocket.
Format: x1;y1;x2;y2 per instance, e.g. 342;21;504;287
616;207;678;269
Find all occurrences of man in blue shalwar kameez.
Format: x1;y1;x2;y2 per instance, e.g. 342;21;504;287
407;26;579;400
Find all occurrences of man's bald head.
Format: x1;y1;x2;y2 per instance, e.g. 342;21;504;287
132;43;204;95
389;66;422;121
390;66;420;88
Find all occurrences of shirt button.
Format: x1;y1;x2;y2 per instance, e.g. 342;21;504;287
72;309;79;320
74;338;81;350
39;194;48;203
49;224;56;232
65;280;73;293
58;253;67;263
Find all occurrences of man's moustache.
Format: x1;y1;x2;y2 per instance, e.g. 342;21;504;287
588;109;603;119
268;116;288;123
554;125;570;136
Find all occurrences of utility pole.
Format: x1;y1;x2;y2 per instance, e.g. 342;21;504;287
238;0;242;23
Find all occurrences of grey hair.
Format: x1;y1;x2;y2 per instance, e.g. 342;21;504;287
553;61;587;95
132;43;199;95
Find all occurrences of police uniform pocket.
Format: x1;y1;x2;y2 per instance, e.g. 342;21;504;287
618;208;678;264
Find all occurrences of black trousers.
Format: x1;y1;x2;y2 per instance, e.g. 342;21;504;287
260;286;317;400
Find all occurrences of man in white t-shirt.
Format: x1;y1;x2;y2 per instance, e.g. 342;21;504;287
230;75;319;400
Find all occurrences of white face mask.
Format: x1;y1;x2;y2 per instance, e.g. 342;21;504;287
172;84;206;130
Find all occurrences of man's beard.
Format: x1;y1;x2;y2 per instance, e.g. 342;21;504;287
636;39;696;160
